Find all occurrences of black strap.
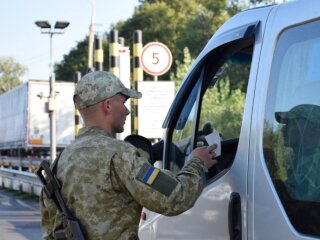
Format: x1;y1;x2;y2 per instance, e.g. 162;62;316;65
36;151;74;219
51;151;64;175
36;152;85;240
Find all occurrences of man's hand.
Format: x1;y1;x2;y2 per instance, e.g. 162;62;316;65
191;144;218;169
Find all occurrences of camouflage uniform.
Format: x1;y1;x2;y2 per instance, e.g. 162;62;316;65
276;104;320;202
40;71;208;240
285;148;320;201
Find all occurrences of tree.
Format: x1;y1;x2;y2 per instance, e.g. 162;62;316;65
200;77;246;139
0;57;27;94
56;0;279;82
264;122;293;180
55;0;232;81
249;0;276;5
227;0;248;16
55;34;110;82
177;3;227;60
115;1;178;80
170;47;194;92
227;0;285;16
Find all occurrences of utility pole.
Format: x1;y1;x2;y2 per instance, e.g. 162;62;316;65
35;21;69;162
88;0;95;72
94;36;104;71
73;71;81;136
109;29;119;77
133;30;143;134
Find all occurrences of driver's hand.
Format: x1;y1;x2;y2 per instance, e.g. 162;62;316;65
191;144;218;169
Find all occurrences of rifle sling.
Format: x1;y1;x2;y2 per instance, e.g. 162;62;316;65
40;151;75;220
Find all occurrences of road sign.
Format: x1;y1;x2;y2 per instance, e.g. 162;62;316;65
140;42;172;76
138;81;175;139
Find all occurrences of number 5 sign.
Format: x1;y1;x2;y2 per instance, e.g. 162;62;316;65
140;42;172;76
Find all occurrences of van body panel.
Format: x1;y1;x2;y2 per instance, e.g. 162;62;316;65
249;1;320;240
139;1;320;239
140;6;271;240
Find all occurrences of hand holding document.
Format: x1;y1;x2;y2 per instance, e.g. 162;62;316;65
205;130;221;157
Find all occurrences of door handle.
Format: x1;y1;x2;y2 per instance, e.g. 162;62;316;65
228;192;242;240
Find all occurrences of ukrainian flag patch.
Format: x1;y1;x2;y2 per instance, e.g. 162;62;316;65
136;163;160;185
136;163;179;197
143;166;160;185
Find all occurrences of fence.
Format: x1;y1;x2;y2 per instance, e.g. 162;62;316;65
0;168;42;196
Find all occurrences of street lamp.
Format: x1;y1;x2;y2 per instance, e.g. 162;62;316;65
87;0;95;71
35;20;70;162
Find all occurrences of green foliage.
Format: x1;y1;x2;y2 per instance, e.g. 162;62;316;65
264;123;294;181
249;0;276;6
0;57;27;94
54;0;270;82
116;1;179;80
200;77;246;139
171;46;252;141
227;0;249;16
55;35;110;81
170;47;194;92
55;0;237;81
224;58;252;92
55;37;90;81
173;77;246;142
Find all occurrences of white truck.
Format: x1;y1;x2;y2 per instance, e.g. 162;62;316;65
0;80;76;169
139;0;320;239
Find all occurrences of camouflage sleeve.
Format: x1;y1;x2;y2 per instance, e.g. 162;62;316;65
111;145;207;216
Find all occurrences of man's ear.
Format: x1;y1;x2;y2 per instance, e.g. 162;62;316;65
102;99;111;113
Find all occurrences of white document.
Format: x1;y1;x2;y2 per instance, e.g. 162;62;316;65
205;130;221;157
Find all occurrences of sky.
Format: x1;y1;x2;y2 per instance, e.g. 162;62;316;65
0;0;140;82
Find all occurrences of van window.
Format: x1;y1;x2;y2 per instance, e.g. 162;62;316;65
263;19;320;237
169;44;253;179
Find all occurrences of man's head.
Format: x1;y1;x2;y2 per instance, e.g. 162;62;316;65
74;71;142;133
74;71;141;109
275;104;320;149
275;104;320;126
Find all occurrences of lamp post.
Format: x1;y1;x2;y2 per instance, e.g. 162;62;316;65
35;20;70;162
87;0;95;72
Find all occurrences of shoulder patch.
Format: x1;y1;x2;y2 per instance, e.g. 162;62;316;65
136;163;178;197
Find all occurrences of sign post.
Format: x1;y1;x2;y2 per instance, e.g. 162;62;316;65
138;42;174;139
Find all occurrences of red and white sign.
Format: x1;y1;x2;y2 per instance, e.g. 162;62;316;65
140;42;172;76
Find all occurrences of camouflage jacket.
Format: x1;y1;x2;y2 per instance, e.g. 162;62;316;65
285;148;320;202
40;126;207;240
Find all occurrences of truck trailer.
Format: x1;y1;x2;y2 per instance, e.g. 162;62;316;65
0;80;76;170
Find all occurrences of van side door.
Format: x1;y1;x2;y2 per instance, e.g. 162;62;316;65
250;1;320;239
139;7;271;239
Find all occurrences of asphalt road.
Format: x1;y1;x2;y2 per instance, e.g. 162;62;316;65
0;188;42;240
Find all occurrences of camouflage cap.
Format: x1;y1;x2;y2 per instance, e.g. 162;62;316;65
275;104;320;126
74;71;142;109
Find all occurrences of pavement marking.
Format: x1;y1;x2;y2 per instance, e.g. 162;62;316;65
16;199;39;211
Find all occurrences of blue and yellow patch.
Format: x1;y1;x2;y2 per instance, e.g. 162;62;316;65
142;166;160;185
136;163;178;197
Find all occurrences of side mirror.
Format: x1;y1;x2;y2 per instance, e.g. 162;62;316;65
124;134;155;165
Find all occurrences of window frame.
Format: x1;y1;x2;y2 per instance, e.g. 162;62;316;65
162;22;259;171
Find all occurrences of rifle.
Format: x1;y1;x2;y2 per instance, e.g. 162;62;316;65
36;160;85;240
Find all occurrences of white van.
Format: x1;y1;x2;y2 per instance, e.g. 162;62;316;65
138;0;320;239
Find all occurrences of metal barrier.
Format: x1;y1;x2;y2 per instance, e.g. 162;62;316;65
0;168;43;196
0;156;42;170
